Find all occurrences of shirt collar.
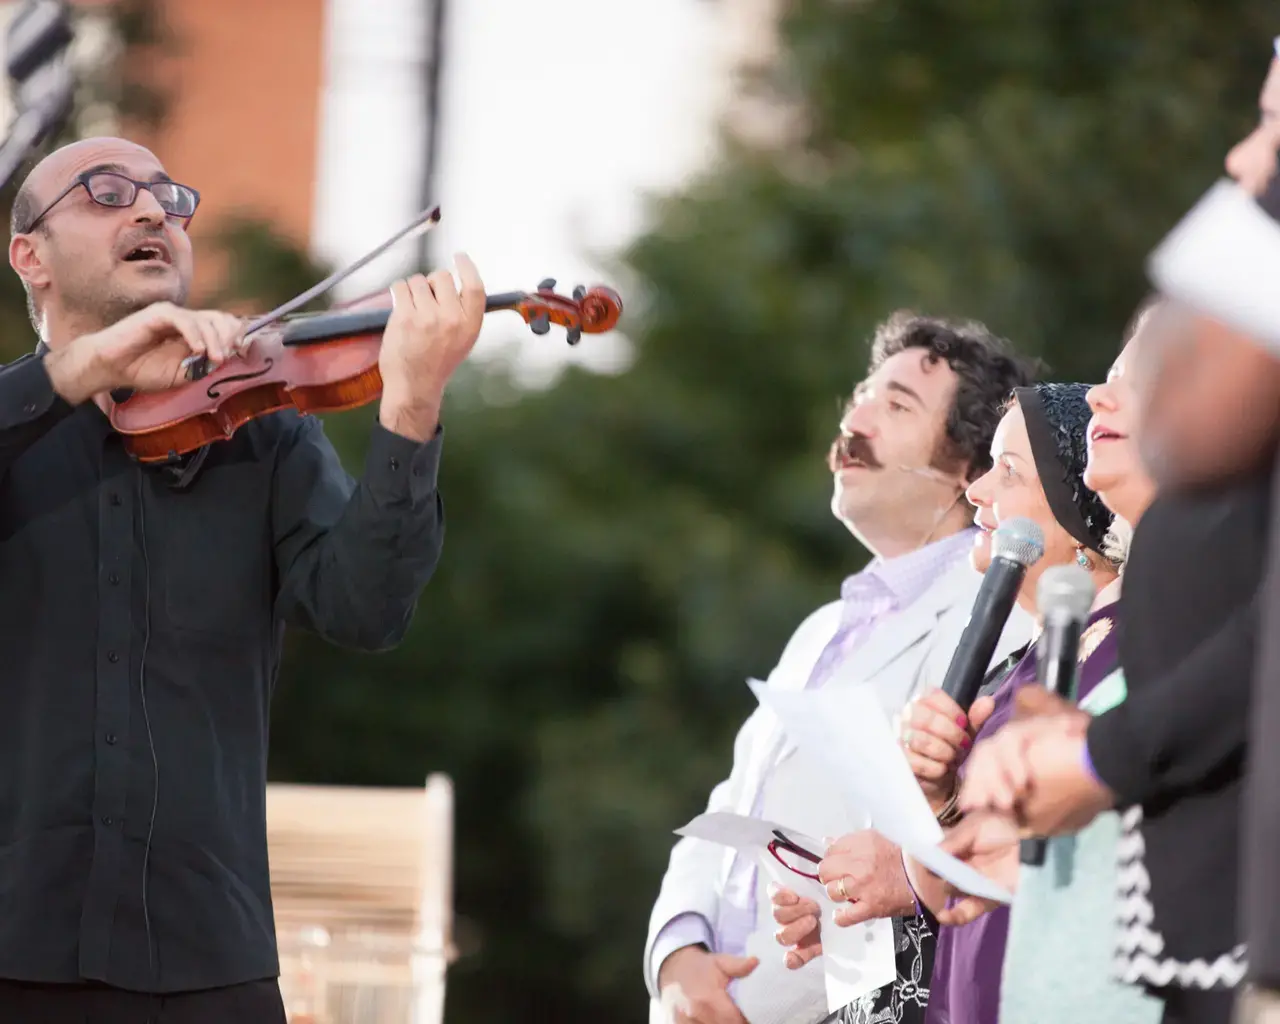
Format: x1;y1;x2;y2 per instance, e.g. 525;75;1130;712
842;527;977;609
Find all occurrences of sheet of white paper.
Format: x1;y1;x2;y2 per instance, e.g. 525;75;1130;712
749;681;1013;904
675;811;821;857
749;681;942;846
907;840;1019;903
676;811;896;1010
751;848;897;1011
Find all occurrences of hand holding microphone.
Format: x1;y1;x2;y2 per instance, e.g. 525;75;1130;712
940;517;1045;711
1018;563;1095;866
901;687;997;812
903;518;1043;813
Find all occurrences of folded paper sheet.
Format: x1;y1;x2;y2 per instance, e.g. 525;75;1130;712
676;811;896;1013
748;680;1014;905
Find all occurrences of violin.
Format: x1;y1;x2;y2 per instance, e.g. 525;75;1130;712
106;207;623;464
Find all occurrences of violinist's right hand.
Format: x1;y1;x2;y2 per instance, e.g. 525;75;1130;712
44;302;246;405
900;688;995;812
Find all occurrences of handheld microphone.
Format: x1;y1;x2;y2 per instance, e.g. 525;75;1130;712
940;517;1045;711
1019;563;1096;866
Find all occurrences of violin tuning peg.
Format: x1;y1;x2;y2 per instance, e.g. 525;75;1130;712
566;326;582;346
537;277;557;291
530;312;551;335
572;285;586;301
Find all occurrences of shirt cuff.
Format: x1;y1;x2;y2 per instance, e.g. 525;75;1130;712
1081;737;1102;786
899;848;924;918
0;354;72;431
1084;707;1143;804
362;420;443;507
651;913;715;988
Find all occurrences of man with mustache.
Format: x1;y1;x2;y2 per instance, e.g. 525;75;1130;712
0;136;484;1021
645;311;1036;1024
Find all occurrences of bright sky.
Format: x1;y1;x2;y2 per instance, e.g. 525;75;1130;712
429;0;730;386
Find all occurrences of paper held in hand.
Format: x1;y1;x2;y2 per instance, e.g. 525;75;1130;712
746;679;1014;905
675;811;897;1012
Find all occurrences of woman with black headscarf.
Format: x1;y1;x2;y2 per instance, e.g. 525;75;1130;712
894;382;1122;1024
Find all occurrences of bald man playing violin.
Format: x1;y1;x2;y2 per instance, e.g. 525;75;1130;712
0;136;483;1022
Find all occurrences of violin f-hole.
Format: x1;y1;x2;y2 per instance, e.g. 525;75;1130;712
206;358;275;399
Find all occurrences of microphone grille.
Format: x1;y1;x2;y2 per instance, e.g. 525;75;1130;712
1036;563;1096;623
990;517;1045;568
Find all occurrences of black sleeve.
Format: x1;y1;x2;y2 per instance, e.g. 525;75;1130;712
271;413;446;651
0;354;76;481
1086;599;1255;807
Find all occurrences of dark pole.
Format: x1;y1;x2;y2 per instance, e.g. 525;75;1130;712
0;0;75;192
419;0;448;270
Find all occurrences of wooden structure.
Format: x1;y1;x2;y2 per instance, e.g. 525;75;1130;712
266;775;456;1024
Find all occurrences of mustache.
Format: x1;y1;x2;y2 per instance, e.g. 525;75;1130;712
829;433;884;471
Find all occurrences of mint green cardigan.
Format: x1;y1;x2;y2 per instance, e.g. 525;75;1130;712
998;669;1163;1024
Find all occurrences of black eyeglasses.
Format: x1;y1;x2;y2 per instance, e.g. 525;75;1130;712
767;830;823;881
24;171;201;233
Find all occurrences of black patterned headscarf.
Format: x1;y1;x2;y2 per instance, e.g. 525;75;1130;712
1013;383;1115;555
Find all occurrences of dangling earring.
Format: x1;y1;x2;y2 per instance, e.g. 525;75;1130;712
1075;546;1092;570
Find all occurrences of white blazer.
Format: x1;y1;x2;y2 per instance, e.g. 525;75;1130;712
643;555;1035;1011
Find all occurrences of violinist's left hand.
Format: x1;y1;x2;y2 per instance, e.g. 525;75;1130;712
378;253;486;441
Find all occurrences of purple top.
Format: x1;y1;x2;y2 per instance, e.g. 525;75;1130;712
924;601;1121;1024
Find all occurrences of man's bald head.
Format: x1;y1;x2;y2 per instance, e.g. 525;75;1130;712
7;136;195;341
11;137;164;236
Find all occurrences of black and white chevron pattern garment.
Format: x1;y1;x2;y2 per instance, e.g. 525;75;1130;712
1114;805;1248;990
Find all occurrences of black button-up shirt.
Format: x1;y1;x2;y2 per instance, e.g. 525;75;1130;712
0;352;445;993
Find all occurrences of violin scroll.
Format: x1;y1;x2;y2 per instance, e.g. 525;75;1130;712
487;279;623;346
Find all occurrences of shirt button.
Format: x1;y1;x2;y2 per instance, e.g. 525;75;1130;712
107;651;119;663
105;733;117;745
108;572;120;586
109;493;121;507
101;816;113;826
388;457;400;471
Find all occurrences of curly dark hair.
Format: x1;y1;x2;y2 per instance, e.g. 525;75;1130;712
864;311;1041;481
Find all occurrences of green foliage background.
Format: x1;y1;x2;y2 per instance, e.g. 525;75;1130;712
1;1;1273;1020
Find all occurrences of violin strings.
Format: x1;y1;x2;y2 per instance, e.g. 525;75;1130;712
179;205;443;375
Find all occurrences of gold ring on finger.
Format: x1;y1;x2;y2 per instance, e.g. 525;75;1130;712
837;877;850;902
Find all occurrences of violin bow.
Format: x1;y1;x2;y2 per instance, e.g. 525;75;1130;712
180;205;443;374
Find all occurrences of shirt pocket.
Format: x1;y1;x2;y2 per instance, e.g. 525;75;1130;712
155;466;271;639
